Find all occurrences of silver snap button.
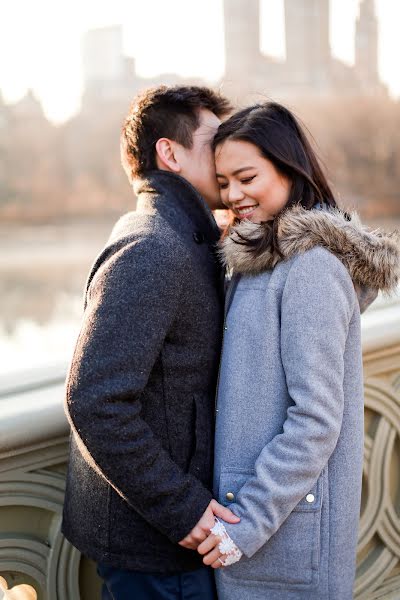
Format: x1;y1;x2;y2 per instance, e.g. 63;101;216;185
306;493;315;503
226;492;235;501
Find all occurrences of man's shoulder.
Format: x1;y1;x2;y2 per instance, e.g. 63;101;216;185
86;212;189;293
109;210;185;250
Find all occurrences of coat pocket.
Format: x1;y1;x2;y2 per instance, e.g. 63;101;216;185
218;468;324;588
188;393;214;486
163;391;196;472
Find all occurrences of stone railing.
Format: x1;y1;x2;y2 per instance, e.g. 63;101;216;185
0;295;399;599
355;296;400;600
0;367;101;600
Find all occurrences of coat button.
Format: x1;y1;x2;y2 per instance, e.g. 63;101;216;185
193;232;205;244
306;493;315;503
226;492;235;501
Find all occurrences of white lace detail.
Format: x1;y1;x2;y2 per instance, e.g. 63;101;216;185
210;518;243;566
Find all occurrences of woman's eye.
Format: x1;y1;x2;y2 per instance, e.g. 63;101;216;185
219;183;228;190
241;176;255;184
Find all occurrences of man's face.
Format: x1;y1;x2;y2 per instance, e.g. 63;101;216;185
177;109;222;209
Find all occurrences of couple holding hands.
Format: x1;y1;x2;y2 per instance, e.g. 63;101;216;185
62;85;400;599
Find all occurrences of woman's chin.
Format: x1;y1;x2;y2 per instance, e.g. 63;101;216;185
246;215;262;224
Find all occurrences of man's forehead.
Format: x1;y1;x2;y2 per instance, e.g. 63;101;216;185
197;108;221;132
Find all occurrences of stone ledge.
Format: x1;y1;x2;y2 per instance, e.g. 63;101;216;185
0;297;398;457
362;300;400;354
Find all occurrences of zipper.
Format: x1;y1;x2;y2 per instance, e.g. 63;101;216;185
214;315;227;417
214;273;240;416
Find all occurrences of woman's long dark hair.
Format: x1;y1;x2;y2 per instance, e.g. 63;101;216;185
213;102;338;257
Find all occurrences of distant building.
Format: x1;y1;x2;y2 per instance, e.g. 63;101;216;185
83;26;126;84
0;91;10;131
81;26;139;110
284;0;331;89
11;89;46;121
355;0;380;92
224;0;264;84
79;1;386;115
80;25;205;115
222;0;385;101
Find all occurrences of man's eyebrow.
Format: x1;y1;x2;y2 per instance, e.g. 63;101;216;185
216;166;255;178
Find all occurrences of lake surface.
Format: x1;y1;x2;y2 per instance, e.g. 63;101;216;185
1;215;399;377
0;219;113;376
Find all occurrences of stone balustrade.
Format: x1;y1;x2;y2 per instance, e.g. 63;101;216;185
355;296;400;600
0;366;101;600
0;294;399;599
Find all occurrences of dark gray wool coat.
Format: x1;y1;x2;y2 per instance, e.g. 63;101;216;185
61;170;224;573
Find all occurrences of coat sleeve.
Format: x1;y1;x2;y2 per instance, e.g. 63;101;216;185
64;235;212;544
221;247;357;557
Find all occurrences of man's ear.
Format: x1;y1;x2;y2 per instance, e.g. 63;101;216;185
155;138;181;173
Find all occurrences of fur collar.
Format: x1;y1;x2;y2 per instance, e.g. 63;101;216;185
220;206;400;293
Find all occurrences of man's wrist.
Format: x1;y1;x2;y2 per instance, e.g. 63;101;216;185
170;487;213;543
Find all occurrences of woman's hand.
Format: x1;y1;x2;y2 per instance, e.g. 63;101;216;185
178;499;240;550
197;531;227;569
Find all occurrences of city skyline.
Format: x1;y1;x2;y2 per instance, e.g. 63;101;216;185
1;0;399;123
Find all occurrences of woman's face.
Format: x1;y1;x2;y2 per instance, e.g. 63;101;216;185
215;139;291;223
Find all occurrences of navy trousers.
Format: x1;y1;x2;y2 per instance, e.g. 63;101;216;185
96;562;217;600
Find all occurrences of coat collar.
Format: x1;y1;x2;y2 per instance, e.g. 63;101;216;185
221;205;400;294
134;170;221;244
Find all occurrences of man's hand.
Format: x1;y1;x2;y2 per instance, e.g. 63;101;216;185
178;499;240;550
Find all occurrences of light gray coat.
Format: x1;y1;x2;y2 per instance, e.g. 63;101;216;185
214;207;400;600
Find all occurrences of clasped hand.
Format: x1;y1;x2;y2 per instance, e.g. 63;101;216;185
178;499;239;569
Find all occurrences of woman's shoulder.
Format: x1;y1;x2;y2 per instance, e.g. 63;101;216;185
282;246;356;303
290;245;348;272
278;205;400;294
276;245;350;282
291;245;354;284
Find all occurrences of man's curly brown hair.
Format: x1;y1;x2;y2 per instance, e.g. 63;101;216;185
121;85;232;183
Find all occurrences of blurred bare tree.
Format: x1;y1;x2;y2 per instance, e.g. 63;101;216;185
296;95;400;220
0;92;399;224
0;93;132;223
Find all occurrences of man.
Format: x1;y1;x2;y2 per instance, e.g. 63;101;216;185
61;85;238;599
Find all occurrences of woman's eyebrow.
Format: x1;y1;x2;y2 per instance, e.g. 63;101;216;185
216;166;255;178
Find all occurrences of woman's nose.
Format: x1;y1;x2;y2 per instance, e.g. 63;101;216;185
227;185;245;205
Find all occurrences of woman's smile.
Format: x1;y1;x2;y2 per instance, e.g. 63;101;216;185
235;204;259;218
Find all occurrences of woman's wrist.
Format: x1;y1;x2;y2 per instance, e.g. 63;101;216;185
211;517;243;566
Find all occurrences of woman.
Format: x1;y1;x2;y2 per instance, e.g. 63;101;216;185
197;103;400;599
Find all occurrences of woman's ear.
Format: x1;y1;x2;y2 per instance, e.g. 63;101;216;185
155;138;181;173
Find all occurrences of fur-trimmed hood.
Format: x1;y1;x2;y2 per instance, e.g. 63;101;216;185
220;206;400;294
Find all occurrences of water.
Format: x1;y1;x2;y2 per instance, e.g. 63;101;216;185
0;220;113;377
1;214;399;378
